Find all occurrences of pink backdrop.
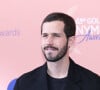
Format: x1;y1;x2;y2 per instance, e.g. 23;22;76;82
0;0;100;90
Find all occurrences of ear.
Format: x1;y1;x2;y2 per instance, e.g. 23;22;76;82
68;36;75;48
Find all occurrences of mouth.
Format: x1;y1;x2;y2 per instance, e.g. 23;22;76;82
44;46;58;51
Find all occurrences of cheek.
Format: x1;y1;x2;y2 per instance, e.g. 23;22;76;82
55;39;67;46
41;40;45;47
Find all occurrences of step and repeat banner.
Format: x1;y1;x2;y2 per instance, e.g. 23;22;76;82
0;0;100;90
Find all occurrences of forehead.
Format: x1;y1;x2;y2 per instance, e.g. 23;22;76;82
42;21;65;34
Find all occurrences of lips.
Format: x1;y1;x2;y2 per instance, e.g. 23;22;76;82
44;46;58;51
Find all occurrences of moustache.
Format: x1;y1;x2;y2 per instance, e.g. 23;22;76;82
44;46;58;50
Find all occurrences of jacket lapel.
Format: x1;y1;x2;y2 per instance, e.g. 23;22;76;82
38;63;48;90
66;58;81;90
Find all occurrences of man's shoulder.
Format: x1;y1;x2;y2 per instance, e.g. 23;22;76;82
74;61;100;81
17;63;46;82
14;63;46;89
70;60;100;89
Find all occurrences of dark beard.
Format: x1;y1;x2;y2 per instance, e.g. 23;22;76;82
42;41;68;62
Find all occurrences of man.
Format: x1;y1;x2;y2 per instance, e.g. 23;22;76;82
14;12;100;90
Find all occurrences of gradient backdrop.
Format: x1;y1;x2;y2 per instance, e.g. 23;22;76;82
0;0;100;90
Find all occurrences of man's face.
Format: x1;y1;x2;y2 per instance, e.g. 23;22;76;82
41;21;68;62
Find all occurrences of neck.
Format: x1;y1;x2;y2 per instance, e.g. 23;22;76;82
47;55;70;79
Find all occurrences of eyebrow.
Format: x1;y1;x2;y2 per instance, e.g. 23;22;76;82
42;33;63;37
42;32;62;35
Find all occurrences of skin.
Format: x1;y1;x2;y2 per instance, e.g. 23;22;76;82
41;20;75;78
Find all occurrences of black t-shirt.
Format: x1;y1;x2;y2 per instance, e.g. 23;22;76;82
47;74;69;90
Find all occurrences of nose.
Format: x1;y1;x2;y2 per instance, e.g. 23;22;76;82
46;35;53;45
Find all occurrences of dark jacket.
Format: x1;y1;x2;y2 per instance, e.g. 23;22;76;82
14;59;100;90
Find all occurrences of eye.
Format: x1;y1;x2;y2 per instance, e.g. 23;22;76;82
53;33;61;37
42;33;48;37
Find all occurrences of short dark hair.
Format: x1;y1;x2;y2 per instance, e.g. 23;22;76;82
41;12;76;38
